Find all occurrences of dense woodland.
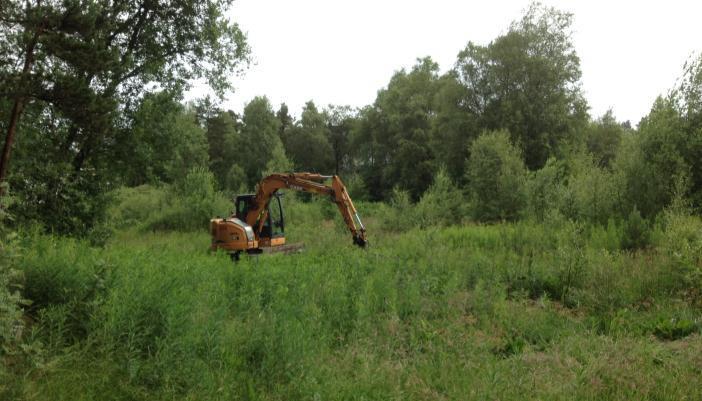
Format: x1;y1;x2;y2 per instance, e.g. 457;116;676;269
1;2;702;233
2;1;702;400
0;2;702;235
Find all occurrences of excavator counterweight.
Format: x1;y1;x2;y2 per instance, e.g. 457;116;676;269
210;173;367;259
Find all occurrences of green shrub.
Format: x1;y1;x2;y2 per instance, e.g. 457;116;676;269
621;207;651;250
587;219;623;251
145;167;231;231
344;174;369;202
612;101;693;218
415;167;467;228
565;152;620;224
658;201;702;303
107;185;168;229
466;130;526;222
224;163;248;194
382;187;416;232
9;162;113;238
0;187;26;360
653;317;700;340
525;158;567;221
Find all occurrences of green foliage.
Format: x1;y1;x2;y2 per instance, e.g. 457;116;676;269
326;105;356;175
675;54;702;120
355;58;439;200
658;199;702;304
621;207;651;251
415;168;467;228
382;187;416;232
0;0;249;237
205;110;242;189
344;174;370;202
0;246;23;356
276;103;293;139
284;101;334;173
6;5;702;397
263;140;293;176
563;152;620;224
9;161;112;238
107;185;169;230
224;164;248;194
653;317;701;341
467;130;526;221
585;110;626;167
617;98;689;217
672;54;702;208
0;188;26;365
455;3;587;169
6;214;702;400
119;91;209;186
431;72;479;182
18;233;109;346
587;219;624;252
525;158;567;221
239;97;284;188
144;167;230;232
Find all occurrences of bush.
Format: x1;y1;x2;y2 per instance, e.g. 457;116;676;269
466;130;526;222
658;200;702;303
107;185;169;230
0;187;25;359
224;164;248;194
612;99;691;218
621;207;651;250
525;158;567;221
653;317;700;340
565;153;620;224
344;174;369;202
146;167;230;231
587;219;623;252
9;163;112;238
415;167;467;228
382;187;416;232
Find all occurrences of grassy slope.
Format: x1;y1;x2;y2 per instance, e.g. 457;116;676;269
4;206;702;400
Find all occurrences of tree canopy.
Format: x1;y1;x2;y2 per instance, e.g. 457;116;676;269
0;0;249;233
455;3;587;169
2;1;702;234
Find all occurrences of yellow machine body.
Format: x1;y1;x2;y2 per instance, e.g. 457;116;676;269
209;217;257;252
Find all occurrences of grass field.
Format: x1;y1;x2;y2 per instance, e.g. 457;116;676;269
3;198;702;400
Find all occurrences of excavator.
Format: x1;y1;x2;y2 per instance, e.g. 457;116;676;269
210;173;367;260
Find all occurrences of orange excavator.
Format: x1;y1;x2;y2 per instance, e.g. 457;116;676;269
210;173;367;260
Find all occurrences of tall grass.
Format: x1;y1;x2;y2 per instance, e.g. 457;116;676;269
3;193;701;400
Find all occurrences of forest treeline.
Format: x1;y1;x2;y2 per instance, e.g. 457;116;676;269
1;2;702;237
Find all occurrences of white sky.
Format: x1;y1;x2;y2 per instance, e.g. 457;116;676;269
188;0;702;126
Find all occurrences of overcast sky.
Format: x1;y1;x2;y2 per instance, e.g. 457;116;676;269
188;0;702;125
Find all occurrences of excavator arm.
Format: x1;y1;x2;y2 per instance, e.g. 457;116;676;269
246;173;367;247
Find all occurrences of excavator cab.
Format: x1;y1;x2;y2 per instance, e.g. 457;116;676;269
234;192;285;247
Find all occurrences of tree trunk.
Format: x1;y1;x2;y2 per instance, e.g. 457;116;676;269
0;29;40;196
0;100;25;194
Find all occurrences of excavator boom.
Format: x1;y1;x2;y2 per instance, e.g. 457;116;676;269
247;173;367;247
